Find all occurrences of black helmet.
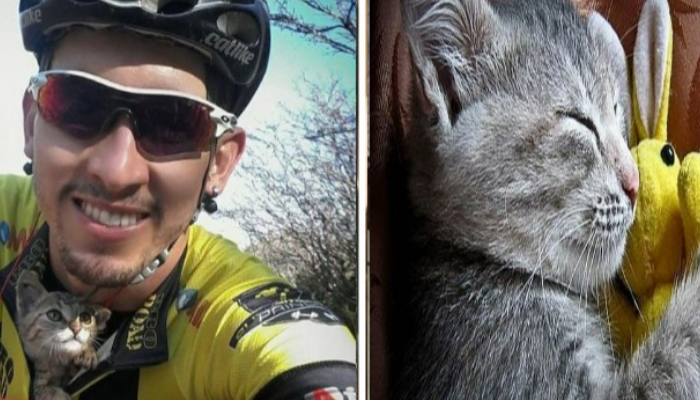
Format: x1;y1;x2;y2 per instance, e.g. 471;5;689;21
19;0;271;116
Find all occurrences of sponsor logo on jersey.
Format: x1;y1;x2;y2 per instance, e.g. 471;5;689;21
229;283;343;348
186;299;211;329
8;234;47;288
175;289;198;312
0;222;9;245
0;325;14;399
202;32;255;66
126;293;163;350
0;223;32;253
303;387;356;400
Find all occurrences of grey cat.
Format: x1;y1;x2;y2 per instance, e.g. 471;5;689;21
15;271;110;400
394;0;700;398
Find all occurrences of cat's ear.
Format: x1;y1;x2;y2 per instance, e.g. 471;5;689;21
587;11;631;137
587;11;628;83
403;0;499;129
15;270;47;317
93;307;111;330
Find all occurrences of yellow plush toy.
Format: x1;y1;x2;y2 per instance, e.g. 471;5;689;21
605;0;700;356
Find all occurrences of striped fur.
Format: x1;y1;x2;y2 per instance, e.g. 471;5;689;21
15;271;110;400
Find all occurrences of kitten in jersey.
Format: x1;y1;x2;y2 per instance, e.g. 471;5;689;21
15;271;110;400
394;0;700;398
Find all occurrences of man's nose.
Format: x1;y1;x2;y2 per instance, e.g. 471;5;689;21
85;115;148;194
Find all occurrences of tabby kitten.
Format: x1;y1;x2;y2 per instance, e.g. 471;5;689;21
15;271;110;400
394;0;700;398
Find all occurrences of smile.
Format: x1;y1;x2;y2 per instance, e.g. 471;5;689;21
77;200;146;228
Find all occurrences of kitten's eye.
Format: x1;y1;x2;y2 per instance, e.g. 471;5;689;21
46;310;62;322
557;109;600;142
79;312;94;326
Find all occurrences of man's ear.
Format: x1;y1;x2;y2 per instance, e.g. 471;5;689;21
23;90;36;159
206;126;246;193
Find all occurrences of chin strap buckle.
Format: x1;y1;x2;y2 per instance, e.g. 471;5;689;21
130;247;170;285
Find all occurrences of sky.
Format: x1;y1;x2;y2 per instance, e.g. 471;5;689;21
0;2;357;246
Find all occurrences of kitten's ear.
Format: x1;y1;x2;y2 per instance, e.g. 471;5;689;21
587;11;628;84
403;0;499;129
93;307;111;330
15;270;47;317
587;11;631;137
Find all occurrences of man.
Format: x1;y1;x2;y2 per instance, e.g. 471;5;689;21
0;0;357;399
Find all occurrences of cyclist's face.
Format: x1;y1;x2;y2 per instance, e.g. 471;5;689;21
25;30;214;287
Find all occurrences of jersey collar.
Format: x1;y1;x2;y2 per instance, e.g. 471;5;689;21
0;222;184;394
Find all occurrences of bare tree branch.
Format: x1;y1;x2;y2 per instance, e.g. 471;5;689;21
223;78;357;333
270;0;357;55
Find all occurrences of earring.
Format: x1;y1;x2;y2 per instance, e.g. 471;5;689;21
23;161;33;176
202;186;220;214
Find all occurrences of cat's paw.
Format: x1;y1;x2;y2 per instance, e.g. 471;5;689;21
73;351;98;370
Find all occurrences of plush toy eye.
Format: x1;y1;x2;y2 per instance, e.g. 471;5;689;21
46;310;62;322
661;144;675;166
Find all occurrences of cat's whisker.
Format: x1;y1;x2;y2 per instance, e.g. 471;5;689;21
515;217;589;306
601;281;621;360
575;225;596;329
530;207;590;271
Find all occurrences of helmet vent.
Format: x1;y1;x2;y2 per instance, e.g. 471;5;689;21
217;12;260;46
157;0;197;14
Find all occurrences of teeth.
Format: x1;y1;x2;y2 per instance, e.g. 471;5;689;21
80;201;142;228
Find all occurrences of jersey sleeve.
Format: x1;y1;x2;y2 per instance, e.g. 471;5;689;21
215;282;356;400
251;361;357;400
0;175;42;269
170;229;357;400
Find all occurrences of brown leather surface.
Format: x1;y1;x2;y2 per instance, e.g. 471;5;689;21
369;0;408;397
368;1;700;398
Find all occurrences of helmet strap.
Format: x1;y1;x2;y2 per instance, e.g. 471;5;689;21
129;140;217;286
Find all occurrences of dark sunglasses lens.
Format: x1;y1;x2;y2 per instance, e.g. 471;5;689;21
39;75;112;140
134;97;216;157
39;74;217;157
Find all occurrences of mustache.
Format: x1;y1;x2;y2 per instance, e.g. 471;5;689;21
59;180;163;218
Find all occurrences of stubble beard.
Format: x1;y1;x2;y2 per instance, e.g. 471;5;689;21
55;216;190;288
39;177;195;288
58;241;147;287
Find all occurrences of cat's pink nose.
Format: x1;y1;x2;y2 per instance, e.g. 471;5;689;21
69;320;81;335
622;166;639;206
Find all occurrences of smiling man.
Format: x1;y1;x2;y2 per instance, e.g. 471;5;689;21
0;1;357;399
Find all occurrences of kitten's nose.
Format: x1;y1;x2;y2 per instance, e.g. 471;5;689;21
69;320;81;336
622;166;639;206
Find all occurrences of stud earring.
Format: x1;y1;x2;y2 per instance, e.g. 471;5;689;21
202;186;220;214
23;161;33;176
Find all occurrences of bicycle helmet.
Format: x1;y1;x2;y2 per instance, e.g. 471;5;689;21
19;0;271;116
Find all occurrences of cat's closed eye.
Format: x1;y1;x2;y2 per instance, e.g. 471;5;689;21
557;109;601;146
46;309;62;322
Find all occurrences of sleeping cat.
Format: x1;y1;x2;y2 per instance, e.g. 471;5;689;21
394;0;700;398
15;271;110;400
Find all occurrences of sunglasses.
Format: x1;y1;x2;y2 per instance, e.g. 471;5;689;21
27;70;237;158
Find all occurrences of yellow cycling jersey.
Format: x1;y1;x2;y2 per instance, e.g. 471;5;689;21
0;174;357;400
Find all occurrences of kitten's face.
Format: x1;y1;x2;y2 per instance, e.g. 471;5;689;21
405;0;638;291
15;272;111;362
31;293;104;355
